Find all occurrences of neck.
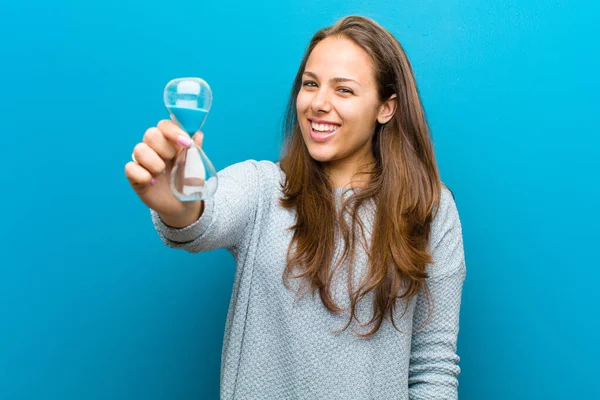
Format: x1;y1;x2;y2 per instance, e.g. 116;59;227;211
324;152;375;190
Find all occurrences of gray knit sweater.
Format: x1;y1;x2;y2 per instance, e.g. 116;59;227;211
151;159;466;400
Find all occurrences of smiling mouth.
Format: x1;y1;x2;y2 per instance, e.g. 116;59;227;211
309;120;340;142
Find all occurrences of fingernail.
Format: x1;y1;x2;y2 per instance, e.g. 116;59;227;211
151;177;157;185
177;135;192;147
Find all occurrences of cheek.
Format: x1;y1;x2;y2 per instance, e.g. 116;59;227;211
296;92;310;113
335;100;367;125
336;101;379;136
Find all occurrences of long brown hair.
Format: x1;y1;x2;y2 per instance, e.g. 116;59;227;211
279;16;442;337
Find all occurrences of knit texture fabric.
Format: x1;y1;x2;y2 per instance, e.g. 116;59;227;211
151;159;466;400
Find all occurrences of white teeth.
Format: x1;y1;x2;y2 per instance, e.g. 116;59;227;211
311;122;340;132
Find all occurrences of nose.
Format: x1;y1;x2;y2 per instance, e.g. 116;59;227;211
310;87;332;114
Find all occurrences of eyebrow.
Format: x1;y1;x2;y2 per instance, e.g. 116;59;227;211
303;71;362;86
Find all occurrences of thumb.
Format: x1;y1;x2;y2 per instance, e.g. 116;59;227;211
193;131;204;147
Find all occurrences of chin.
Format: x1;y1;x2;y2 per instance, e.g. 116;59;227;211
306;146;337;163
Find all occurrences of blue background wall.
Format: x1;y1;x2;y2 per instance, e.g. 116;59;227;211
1;1;598;399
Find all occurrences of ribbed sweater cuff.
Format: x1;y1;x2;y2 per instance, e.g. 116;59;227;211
150;197;215;243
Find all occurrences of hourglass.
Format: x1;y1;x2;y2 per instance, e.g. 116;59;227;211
164;77;218;201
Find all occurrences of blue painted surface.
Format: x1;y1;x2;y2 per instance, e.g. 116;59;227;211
0;1;598;399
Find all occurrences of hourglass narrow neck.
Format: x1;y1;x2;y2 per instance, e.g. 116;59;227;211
167;106;209;134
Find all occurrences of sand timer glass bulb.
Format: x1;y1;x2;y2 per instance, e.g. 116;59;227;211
164;77;218;202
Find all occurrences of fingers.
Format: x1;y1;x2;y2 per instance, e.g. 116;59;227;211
192;131;204;147
125;161;154;187
126;121;205;190
157;119;193;148
132;142;166;175
143;127;178;161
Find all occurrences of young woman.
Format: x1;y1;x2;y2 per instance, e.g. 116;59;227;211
125;15;466;400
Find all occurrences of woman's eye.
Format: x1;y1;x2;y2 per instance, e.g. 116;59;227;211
338;88;354;95
302;81;317;87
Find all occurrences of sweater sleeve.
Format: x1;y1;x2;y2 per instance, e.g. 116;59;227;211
150;159;263;253
408;186;467;400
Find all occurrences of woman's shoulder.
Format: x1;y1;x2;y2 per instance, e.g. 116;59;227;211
432;182;462;233
218;158;285;191
426;182;465;278
438;182;458;217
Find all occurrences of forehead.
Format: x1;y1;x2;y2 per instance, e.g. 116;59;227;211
305;36;375;84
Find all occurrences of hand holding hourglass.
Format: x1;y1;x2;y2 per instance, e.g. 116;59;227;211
125;78;218;228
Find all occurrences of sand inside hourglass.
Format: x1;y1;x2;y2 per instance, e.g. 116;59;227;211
167;105;211;196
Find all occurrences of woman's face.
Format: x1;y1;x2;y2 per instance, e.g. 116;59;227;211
296;36;395;169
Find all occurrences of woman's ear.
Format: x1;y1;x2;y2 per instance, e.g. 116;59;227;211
377;94;397;124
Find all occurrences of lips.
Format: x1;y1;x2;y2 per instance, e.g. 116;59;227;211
308;118;340;142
